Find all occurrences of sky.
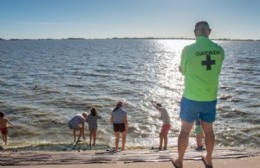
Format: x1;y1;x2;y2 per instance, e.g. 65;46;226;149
1;0;260;40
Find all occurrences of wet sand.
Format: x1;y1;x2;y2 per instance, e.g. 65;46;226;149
1;147;259;168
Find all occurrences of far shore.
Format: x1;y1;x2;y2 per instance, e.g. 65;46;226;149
0;37;259;41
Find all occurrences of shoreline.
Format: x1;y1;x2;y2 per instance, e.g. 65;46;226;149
1;147;259;167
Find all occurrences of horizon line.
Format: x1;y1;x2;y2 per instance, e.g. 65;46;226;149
0;37;259;41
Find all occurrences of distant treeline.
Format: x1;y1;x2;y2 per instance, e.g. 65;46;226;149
0;37;259;41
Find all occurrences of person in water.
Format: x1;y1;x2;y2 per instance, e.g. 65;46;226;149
68;112;88;142
195;119;205;151
86;107;101;146
0;112;14;145
150;100;171;150
111;101;128;151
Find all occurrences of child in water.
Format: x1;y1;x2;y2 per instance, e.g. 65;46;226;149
195;119;205;151
68;112;88;142
151;101;171;150
86;107;101;146
111;101;128;151
0;112;14;145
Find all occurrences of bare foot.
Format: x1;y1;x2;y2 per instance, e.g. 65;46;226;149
171;159;183;168
202;156;213;168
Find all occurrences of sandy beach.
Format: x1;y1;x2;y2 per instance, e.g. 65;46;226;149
1;147;259;168
2;158;260;168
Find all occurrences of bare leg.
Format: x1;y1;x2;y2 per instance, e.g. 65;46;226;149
77;128;83;141
89;130;93;146
73;129;76;142
159;132;163;150
164;134;168;150
201;121;215;166
115;132;120;151
174;120;193;167
93;130;97;146
122;131;127;150
196;132;203;148
3;135;7;145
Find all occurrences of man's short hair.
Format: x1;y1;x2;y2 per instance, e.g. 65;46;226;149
195;21;210;30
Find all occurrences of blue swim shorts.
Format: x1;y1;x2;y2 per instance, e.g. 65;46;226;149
180;97;217;123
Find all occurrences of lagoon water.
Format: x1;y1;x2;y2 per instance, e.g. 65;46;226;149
0;39;259;151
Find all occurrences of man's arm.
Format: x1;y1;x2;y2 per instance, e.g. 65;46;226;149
179;47;187;75
179;66;184;75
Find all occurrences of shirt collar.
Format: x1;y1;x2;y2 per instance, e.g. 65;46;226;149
196;36;209;42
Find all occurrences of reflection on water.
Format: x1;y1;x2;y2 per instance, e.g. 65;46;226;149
0;39;259;150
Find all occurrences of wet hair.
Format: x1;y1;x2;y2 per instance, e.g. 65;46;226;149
0;112;4;117
91;108;97;116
